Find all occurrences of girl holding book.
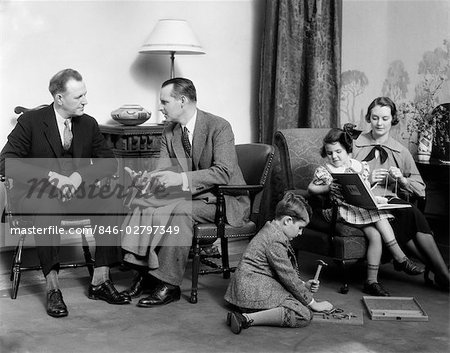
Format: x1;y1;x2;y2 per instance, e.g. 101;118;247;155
308;128;423;296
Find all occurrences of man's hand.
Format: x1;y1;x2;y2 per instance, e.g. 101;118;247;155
124;167;152;193
48;171;79;201
305;279;320;293
309;300;333;312
150;171;183;190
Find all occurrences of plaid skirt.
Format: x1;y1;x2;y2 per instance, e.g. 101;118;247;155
323;202;393;225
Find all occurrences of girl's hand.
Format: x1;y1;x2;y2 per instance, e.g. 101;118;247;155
375;196;388;205
305;279;320;293
370;168;389;184
329;182;344;201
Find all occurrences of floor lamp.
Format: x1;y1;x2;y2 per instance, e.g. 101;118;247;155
139;19;205;79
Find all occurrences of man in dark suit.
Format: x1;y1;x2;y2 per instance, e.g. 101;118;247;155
121;77;250;306
0;69;130;318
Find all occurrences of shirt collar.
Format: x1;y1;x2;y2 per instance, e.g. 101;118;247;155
53;106;71;126
183;110;197;134
355;131;402;152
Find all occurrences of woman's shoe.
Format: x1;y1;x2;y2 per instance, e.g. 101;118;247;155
393;258;424;275
363;281;390;296
434;273;450;292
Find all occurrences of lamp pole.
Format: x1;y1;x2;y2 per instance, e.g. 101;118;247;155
170;51;175;79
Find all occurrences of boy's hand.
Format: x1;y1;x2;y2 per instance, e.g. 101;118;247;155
305;279;320;293
309;300;333;312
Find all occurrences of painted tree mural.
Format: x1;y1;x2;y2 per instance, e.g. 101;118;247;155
340;70;369;126
382;60;410;102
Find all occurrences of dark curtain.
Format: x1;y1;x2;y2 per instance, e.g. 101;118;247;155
259;0;342;144
258;0;342;220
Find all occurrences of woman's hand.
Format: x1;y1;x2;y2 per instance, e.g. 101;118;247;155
305;279;320;293
388;166;408;186
370;168;389;185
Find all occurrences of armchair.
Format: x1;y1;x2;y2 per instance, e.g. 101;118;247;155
190;143;275;303
274;128;367;294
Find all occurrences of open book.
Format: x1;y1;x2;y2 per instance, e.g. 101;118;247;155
331;173;411;210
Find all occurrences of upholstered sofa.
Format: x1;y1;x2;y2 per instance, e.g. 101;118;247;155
274;128;367;293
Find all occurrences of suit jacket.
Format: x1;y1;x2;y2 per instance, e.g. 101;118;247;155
155;109;250;227
0;104;117;201
224;221;313;309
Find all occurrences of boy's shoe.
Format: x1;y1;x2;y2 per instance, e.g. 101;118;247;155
363;281;390;296
227;311;252;334
393;258;424;275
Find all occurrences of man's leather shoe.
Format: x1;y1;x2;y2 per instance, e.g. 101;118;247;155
121;274;157;298
393;258;424;275
137;283;180;307
47;289;68;318
88;280;131;305
363;281;390;296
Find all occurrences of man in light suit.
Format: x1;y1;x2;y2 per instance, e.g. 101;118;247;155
121;77;250;306
0;69;130;318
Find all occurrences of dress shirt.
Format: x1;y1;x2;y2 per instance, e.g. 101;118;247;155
181;110;197;191
54;107;72;148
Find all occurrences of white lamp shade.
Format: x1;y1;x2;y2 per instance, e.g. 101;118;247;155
140;19;205;55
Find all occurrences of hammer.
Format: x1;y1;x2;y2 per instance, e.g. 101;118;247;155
314;260;328;281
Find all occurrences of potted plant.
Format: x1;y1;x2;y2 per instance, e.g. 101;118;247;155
398;75;446;161
432;103;450;162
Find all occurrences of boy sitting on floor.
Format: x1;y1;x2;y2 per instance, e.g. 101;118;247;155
224;192;333;334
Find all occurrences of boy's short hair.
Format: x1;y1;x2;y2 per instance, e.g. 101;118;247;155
275;192;312;224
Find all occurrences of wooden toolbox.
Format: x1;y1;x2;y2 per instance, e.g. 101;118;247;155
362;296;428;321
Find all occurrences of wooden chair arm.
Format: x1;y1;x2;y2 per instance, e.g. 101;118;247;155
216;184;263;197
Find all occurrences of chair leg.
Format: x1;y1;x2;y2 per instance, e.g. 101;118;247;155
190;240;201;304
11;234;25;299
336;259;350;294
10;242;20;282
221;237;230;279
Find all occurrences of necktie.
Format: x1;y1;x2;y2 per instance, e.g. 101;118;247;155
182;127;191;156
362;145;388;164
63;119;73;151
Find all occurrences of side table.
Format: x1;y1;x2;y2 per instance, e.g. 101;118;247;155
99;123;165;189
415;158;449;219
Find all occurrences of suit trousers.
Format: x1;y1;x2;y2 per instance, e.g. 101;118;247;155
19;187;121;276
124;199;216;286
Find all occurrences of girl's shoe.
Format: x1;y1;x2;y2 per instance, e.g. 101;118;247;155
393;258;424;275
363;281;390;296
